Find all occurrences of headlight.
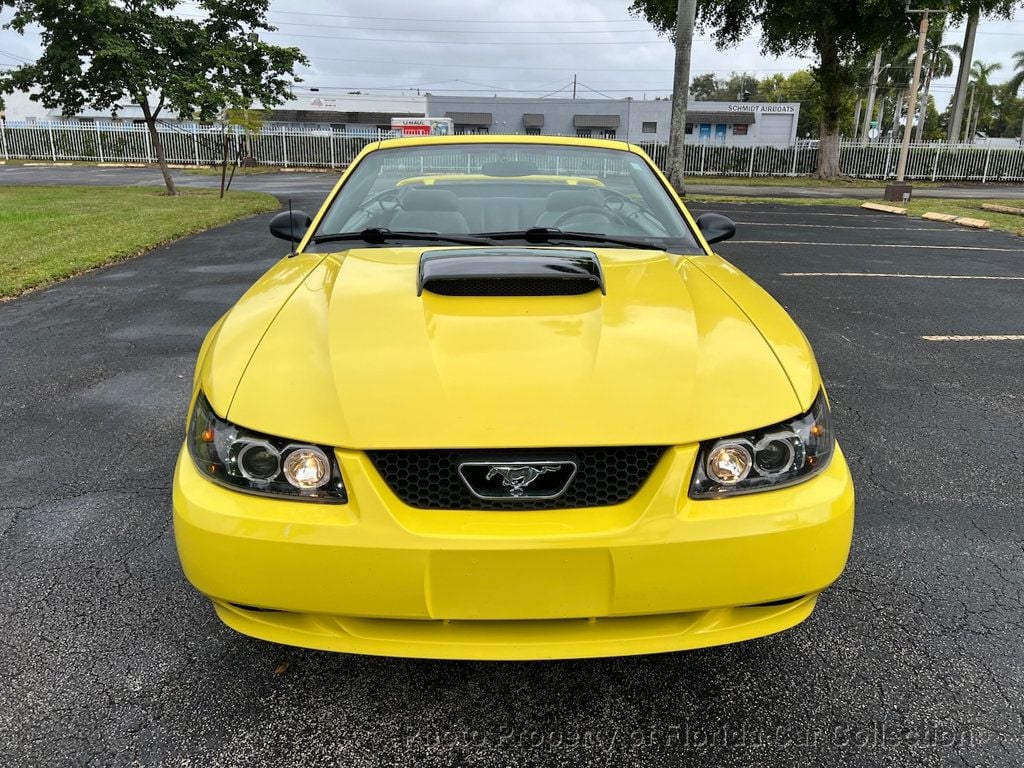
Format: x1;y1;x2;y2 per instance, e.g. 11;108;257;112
188;393;347;502
689;391;834;499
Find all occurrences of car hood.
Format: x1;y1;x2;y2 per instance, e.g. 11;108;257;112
222;247;807;449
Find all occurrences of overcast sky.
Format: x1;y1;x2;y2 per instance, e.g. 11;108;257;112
1;0;1022;110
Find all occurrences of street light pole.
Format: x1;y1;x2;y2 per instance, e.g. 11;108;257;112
861;49;882;145
896;10;929;182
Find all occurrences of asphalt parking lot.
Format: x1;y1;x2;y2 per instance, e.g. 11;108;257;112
1;170;1022;767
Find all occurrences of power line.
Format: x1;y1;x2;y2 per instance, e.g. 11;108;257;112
174;12;658;36
260;29;679;45
179;3;652;26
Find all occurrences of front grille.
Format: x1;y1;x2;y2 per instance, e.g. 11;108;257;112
366;446;668;510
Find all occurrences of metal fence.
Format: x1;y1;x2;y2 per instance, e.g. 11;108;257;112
2;121;1023;183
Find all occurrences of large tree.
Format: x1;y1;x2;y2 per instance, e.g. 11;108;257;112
0;0;306;195
631;0;919;178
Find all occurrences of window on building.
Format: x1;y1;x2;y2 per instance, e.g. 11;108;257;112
525;127;541;135
641;121;657;134
576;128;592;138
733;124;748;136
685;123;693;134
601;129;616;139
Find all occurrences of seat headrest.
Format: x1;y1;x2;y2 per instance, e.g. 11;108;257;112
544;189;603;212
401;189;460;212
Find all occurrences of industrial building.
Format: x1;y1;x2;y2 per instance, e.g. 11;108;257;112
2;88;800;147
424;95;800;146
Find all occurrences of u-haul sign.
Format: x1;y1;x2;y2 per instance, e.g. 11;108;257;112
391;117;453;136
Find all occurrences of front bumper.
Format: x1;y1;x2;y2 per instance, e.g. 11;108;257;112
173;443;854;659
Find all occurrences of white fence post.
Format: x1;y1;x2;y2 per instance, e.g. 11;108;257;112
47;122;56;161
748;145;755;177
982;146;992;184
931;146;939;182
330;131;336;169
699;143;706;176
281;130;288;168
143;125;153;163
791;144;798;175
0;120;8;161
95;123;104;162
193;131;200;166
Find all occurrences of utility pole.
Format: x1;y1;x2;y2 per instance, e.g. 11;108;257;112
915;61;932;143
891;91;903;144
861;49;882;144
895;9;930;182
963;83;975;142
572;74;577;100
946;8;977;144
666;0;697;193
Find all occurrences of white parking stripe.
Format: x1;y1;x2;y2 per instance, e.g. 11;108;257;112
781;272;1024;280
921;335;1024;341
736;222;975;231
737;240;1022;252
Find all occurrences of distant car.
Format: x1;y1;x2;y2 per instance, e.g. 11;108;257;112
173;135;854;660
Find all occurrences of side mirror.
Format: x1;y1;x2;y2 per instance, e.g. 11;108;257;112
269;210;313;244
695;213;737;245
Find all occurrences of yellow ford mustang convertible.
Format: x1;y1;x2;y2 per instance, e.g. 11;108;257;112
173;135;854;660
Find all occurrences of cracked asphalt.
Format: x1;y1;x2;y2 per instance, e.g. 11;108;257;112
1;167;1022;767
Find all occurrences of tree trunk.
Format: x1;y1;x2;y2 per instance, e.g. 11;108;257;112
814;32;844;179
139;98;177;196
666;0;697;193
947;9;978;144
817;131;841;179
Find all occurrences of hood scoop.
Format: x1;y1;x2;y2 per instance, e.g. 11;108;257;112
417;248;605;297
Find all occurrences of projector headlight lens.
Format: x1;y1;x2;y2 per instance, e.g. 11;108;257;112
690;391;834;499
188;393;346;502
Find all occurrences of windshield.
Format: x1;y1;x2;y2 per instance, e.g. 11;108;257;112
310;143;701;251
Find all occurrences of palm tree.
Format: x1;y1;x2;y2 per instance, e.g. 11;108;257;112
968;60;1003;138
1007;50;1024;96
914;25;956;141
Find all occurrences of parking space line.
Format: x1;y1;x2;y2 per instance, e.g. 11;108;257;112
781;272;1024;280
735;222;974;231
737;240;1023;252
921;335;1024;341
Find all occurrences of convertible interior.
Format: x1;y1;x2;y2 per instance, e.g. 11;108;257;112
344;181;675;237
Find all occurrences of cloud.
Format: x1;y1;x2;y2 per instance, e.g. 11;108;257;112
2;0;1020;110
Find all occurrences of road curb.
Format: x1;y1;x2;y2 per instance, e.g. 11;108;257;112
861;202;907;215
922;212;991;229
981;203;1024;216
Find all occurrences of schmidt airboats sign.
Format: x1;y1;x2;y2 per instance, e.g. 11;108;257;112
727;104;798;114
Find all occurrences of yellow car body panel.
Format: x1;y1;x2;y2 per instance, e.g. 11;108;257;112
174;442;853;659
174;135;855;659
225;247;801;449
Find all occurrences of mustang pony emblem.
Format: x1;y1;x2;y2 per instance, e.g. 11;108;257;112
485;464;560;497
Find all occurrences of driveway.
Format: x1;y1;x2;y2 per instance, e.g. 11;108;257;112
1;189;1022;766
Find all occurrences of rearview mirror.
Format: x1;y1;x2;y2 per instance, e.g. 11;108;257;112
695;213;736;245
269;210;313;244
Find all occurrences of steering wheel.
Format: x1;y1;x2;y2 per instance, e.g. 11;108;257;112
367;190;401;215
552;205;628;229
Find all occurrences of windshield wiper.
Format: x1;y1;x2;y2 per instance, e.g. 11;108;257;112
310;228;496;246
479;228;657;250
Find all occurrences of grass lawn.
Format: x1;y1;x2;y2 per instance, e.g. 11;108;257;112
688;194;1024;237
0;185;279;298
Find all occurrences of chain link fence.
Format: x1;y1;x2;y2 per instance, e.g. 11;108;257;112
2;121;1023;182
